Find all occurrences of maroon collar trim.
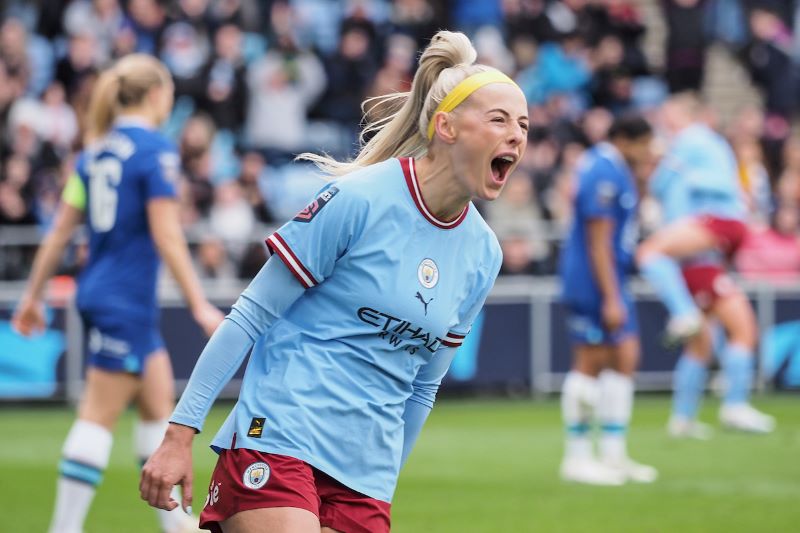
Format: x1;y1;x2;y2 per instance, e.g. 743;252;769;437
399;157;469;230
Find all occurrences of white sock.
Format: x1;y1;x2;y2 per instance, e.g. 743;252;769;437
135;419;192;532
598;370;634;462
562;371;599;460
49;419;113;533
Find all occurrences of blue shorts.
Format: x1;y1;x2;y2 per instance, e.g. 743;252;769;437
564;293;639;346
81;312;164;374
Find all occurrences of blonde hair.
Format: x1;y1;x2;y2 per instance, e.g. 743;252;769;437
85;54;171;144
299;31;495;176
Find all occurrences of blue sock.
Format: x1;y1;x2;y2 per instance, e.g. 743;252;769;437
722;343;753;405
639;254;699;319
672;354;708;418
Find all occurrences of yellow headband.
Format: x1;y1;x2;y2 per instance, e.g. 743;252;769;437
426;70;518;140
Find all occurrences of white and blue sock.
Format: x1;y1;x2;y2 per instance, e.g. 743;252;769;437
672;353;709;419
598;370;633;462
49;419;113;533
721;343;754;405
639;253;699;319
135;419;193;532
561;371;599;460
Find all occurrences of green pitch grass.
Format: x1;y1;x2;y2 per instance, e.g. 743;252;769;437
2;395;799;532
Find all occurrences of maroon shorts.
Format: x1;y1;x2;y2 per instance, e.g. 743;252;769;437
199;448;391;533
682;264;739;311
696;215;747;258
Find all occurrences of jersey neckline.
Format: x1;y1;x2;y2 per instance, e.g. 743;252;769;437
398;157;469;230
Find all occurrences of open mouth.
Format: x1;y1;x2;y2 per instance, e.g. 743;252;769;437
490;155;515;184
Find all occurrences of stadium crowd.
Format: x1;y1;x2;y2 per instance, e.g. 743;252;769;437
1;0;800;282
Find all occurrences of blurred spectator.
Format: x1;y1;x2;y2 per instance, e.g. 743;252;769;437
179;113;216;216
160;0;213;101
0;18;31;96
0;61;17;152
125;0;168;56
314;24;377;153
605;0;649;76
208;181;255;261
580;106;613;145
55;32;98;104
366;32;414;100
515;32;592;107
63;0;127;64
503;0;556;44
208;0;261;32
590;35;634;114
450;0;503;36
662;0;708;93
195;234;237;280
485;170;552;274
245;2;326;160
745;5;795;120
237;150;276;224
200;23;248;132
39;82;78;153
744;5;794;175
735;203;800;283
0;154;35;225
35;0;71;40
390;0;442;50
474;26;515;74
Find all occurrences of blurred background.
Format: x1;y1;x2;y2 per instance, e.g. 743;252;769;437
2;2;800;532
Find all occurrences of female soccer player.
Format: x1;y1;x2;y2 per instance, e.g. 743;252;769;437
559;115;658;485
140;30;528;533
634;93;773;435
12;55;223;533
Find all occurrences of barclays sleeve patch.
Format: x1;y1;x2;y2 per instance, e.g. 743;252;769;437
293;186;340;223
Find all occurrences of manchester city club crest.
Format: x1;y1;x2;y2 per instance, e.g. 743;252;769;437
417;258;439;289
242;461;270;489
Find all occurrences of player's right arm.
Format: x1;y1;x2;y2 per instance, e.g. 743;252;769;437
140;255;306;512
12;175;84;336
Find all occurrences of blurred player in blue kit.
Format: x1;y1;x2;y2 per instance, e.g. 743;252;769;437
637;93;775;436
140;31;528;533
559;115;658;485
12;55;223;533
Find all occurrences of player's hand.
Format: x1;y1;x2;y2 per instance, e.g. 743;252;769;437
602;298;627;332
192;301;224;338
140;423;195;512
11;297;46;336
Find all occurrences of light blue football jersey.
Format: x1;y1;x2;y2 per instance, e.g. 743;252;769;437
650;124;746;224
74;117;179;324
210;158;503;502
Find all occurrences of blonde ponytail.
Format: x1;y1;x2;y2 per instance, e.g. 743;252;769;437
84;54;172;144
299;30;492;176
84;70;121;144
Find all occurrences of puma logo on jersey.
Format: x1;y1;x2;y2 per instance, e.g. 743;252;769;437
415;291;433;315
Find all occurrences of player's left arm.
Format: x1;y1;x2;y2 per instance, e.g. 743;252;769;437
587;216;625;331
143;147;223;337
147;198;222;336
13;175;84;336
